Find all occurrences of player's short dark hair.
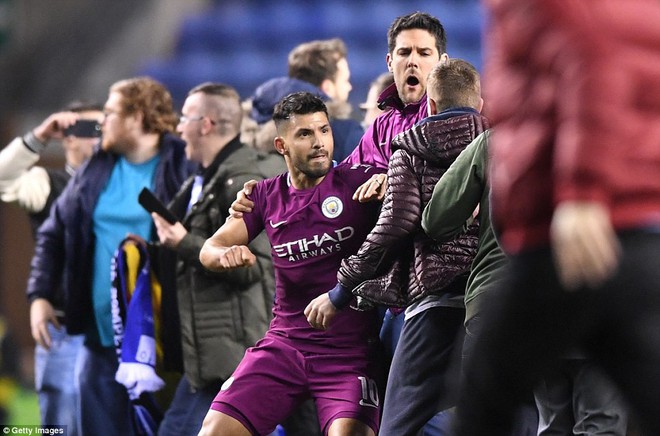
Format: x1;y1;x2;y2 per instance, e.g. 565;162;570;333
272;92;328;131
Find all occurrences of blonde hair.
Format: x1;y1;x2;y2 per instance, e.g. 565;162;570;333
427;59;481;111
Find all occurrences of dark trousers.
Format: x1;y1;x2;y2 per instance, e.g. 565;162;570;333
379;306;465;436
535;359;628;435
158;375;223;436
78;345;133;436
455;231;660;435
463;299;538;436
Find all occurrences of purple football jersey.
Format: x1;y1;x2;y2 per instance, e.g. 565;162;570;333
243;163;384;352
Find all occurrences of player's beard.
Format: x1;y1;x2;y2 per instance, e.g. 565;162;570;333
300;165;328;179
299;151;331;179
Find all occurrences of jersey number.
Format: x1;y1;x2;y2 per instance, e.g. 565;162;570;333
358;376;379;408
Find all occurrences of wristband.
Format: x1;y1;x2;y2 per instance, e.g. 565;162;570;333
328;282;353;310
22;131;47;153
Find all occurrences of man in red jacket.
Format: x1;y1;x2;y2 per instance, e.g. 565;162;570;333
455;1;660;435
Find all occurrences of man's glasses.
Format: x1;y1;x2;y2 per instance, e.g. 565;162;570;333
102;109;122;119
179;115;233;125
179;115;206;124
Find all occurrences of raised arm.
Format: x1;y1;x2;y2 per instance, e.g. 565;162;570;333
338;149;421;291
0;138;49;212
158;170;267;288
0;112;82;212
199;217;255;272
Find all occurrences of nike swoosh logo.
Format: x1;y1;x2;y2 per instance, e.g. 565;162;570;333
269;220;287;228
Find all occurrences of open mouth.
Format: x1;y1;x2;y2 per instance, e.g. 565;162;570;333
406;76;420;87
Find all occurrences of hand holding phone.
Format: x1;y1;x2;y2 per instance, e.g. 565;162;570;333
63;119;101;138
138;188;178;224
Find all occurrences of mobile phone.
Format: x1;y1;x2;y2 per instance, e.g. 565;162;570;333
138;188;178;224
63;119;101;138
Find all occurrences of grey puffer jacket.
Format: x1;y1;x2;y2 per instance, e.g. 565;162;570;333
337;110;489;308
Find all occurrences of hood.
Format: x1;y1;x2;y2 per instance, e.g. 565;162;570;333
391;110;489;165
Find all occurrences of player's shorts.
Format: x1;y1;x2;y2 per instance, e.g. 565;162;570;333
209;332;383;435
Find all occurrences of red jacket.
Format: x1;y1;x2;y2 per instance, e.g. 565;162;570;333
486;0;660;254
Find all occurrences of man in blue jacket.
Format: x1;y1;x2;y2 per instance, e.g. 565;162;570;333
27;77;193;435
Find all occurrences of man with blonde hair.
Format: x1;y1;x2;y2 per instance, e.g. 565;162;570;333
321;59;488;436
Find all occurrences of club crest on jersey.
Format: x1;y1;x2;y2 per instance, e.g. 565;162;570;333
322;196;343;218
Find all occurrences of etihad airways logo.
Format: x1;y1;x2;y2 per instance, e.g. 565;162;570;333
273;226;355;262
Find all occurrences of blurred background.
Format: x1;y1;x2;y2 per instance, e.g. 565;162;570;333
0;0;483;423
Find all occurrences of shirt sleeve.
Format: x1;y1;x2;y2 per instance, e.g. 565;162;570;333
0;137;51;212
338;149;421;290
241;181;266;243
422;131;488;242
27;177;71;302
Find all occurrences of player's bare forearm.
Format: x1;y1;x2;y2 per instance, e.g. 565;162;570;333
200;244;256;272
199;217;251;271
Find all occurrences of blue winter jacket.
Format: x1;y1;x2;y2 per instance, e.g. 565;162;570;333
27;133;193;336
